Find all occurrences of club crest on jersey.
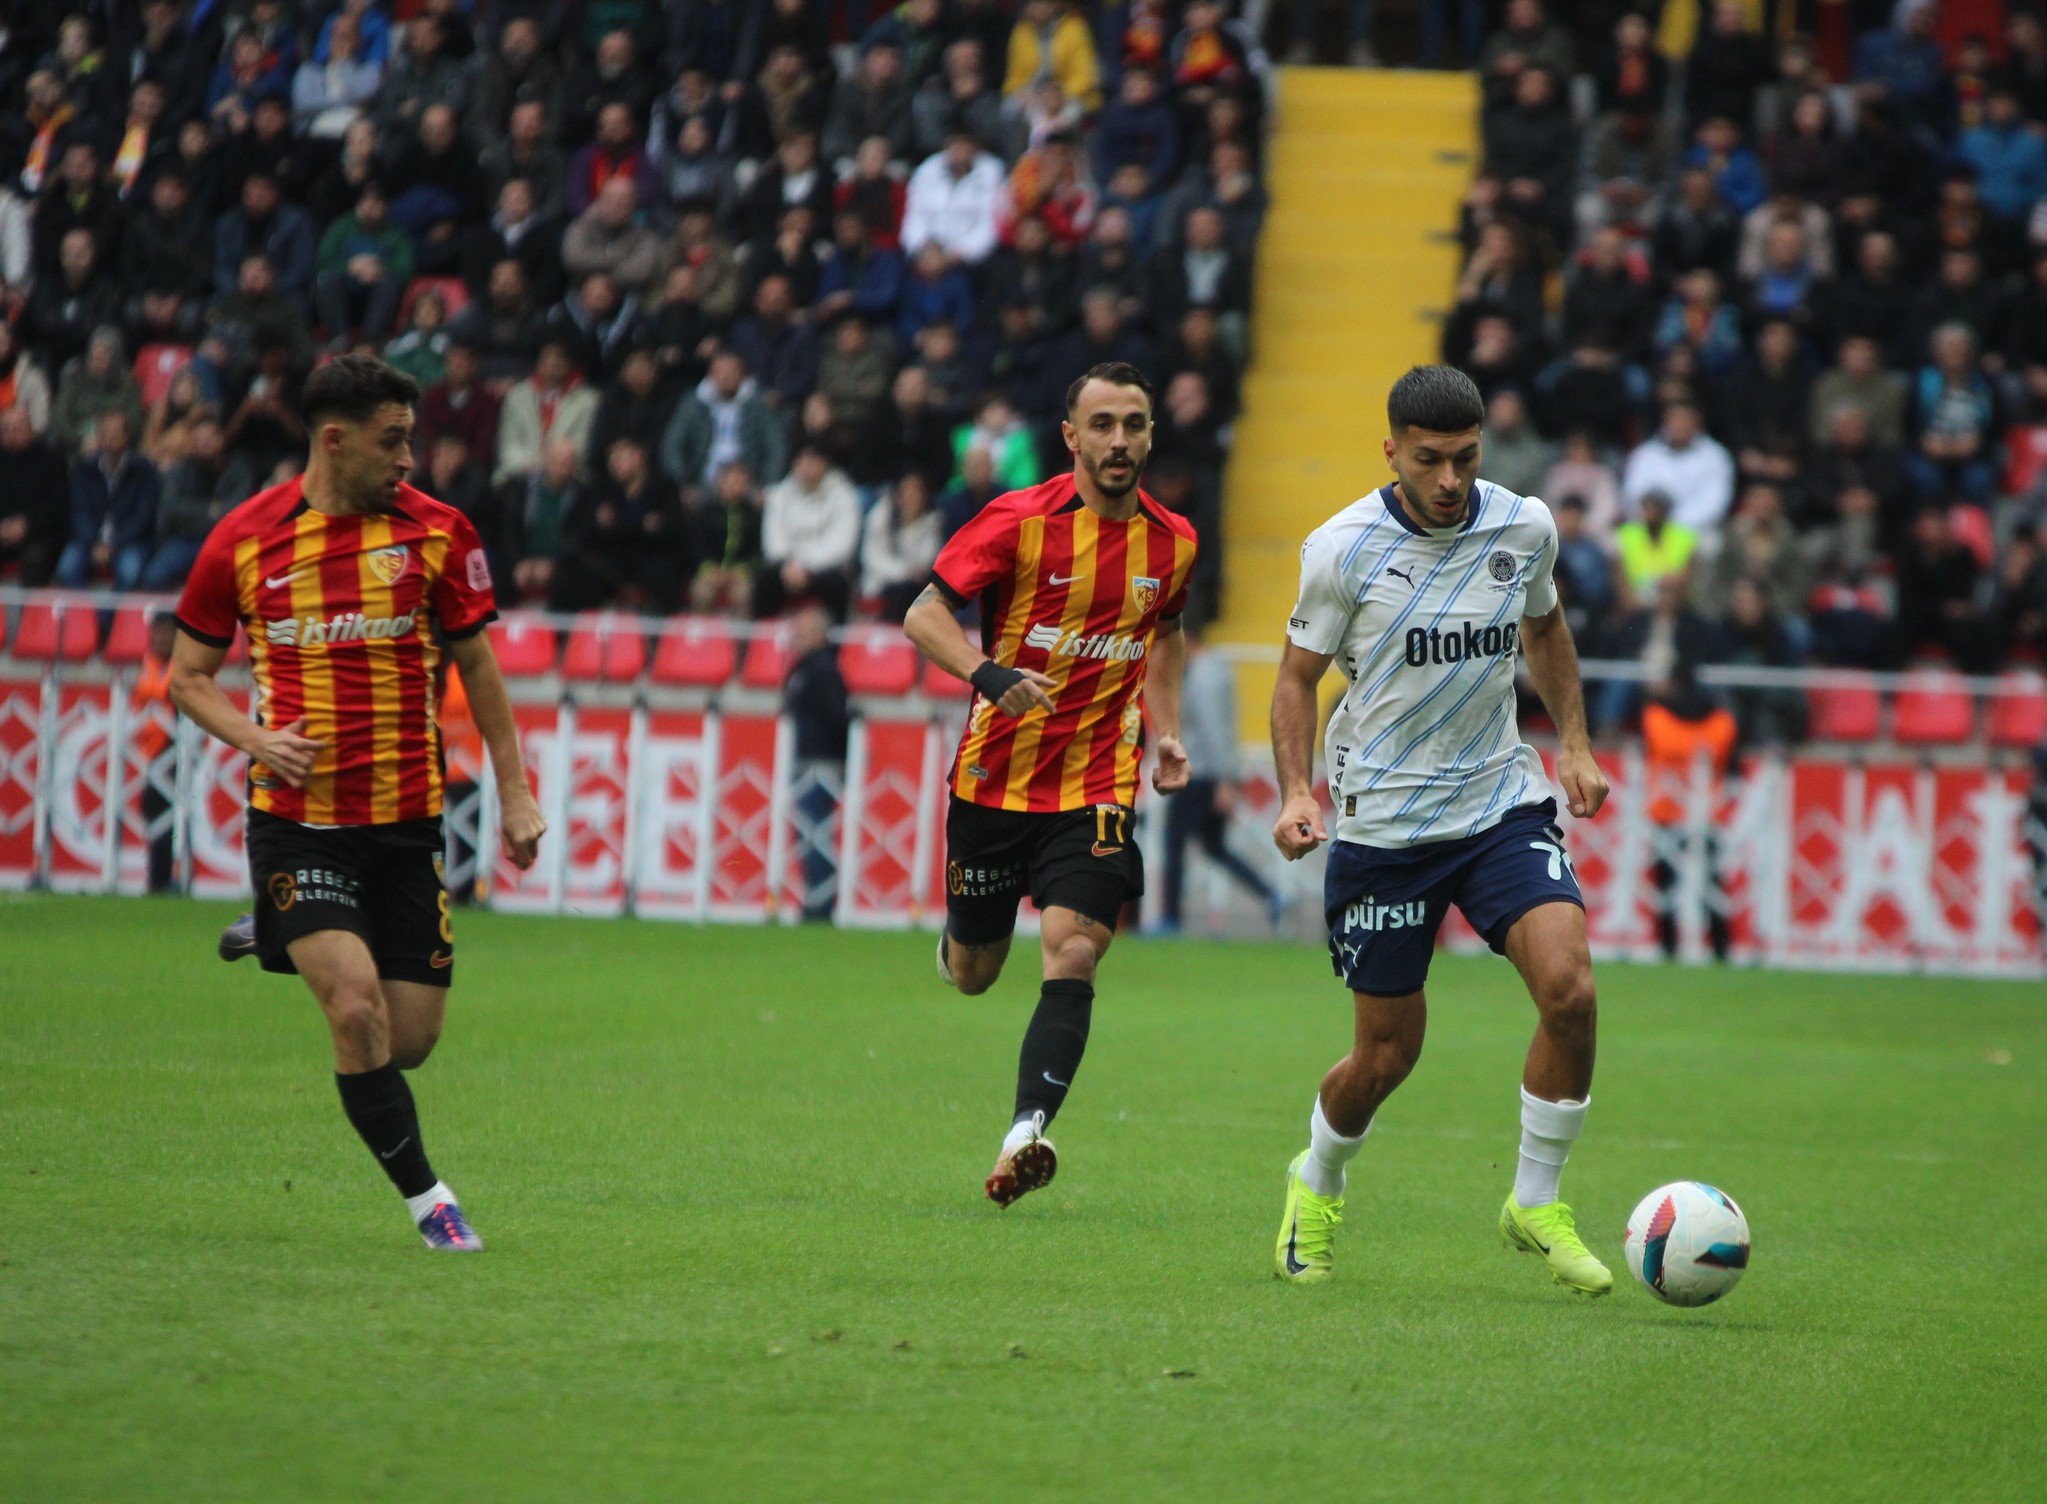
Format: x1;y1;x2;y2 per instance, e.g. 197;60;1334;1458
1489;550;1516;583
1132;575;1161;612
366;544;408;585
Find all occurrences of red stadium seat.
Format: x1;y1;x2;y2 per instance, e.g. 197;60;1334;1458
489;613;558;676
739;627;791;691
920;655;971;699
133;344;194;407
1986;674;2047;749
11;604;96;662
1805;676;1882;742
839;625;919;696
102;607;154;665
1891;671;1975;746
561;617;646;683
649;617;739;688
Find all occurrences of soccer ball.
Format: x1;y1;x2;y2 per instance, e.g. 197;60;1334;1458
1623;1182;1751;1307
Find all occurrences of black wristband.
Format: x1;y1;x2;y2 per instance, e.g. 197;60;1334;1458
970;660;1025;703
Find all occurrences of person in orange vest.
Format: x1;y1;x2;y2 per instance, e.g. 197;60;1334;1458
438;650;485;904
133;611;180;892
1640;659;1738;961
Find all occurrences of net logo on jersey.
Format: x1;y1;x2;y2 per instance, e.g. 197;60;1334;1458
1404;620;1520;667
1023;622;1149;662
366;544;408;585
264;610;419;647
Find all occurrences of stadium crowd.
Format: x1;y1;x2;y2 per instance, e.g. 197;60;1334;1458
0;0;1268;631
1444;0;2047;738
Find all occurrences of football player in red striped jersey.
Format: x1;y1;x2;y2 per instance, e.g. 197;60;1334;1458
905;362;1198;1206
170;356;546;1251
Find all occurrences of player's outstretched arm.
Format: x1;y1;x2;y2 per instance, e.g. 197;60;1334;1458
1520;603;1609;820
445;632;547;870
167;628;326;787
903;583;1055;717
1149;615;1189;793
1270;640;1333;859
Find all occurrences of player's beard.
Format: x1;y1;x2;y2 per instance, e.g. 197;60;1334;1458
1088;448;1143;498
1399;474;1472;527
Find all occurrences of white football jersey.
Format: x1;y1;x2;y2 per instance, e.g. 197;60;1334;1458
1287;481;1560;849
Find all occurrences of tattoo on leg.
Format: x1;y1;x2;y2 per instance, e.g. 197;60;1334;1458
1072;913;1102;930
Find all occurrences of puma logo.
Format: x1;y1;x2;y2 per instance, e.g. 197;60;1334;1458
1386;566;1416;588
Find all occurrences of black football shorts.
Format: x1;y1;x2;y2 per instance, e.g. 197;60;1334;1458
944;796;1144;945
244;807;455;987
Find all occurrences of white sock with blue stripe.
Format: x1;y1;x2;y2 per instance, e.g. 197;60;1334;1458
1514;1089;1587;1208
1301;1097;1368;1197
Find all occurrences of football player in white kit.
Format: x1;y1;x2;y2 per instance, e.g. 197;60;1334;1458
1266;365;1614;1293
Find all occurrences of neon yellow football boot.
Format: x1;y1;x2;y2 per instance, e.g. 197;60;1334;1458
1274;1150;1343;1282
1500;1195;1613;1296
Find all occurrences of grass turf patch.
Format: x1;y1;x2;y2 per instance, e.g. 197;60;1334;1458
3;894;2042;1501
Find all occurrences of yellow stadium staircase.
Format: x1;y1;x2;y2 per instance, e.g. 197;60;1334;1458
1216;68;1479;739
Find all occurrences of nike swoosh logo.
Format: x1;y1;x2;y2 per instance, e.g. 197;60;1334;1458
1285;1210;1309;1275
1042;1071;1069;1088
379;1136;412;1162
1048;572;1083;586
265;572;297;589
1091;842;1122;858
429;949;453;969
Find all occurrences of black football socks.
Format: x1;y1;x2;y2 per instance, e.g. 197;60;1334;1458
335;1062;438;1199
1013;978;1094;1126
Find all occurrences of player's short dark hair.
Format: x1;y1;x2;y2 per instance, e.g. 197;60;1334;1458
301;355;420;429
1388;364;1485;436
1064;361;1154;417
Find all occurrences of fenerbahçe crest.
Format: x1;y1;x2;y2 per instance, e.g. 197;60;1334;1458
1132;575;1161;613
366;544;408;585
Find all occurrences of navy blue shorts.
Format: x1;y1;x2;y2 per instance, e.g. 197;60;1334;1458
1323;799;1584;997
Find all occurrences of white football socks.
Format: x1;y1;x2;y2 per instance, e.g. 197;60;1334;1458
1513;1089;1588;1208
1002;1110;1047;1156
1300;1096;1369;1198
404;1180;457;1224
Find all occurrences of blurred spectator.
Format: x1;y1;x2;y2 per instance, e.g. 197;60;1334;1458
377;15;467;135
1481;388;1552;497
861;471;944;619
1653;267;1744;377
1824;233;1915;369
691;458;767;615
449;259;547;385
383;285;453;388
1639;661;1736;961
563;30;658;150
143;414;242;590
939;440;1003;536
561;179;662;298
1563;227;1655;364
1987;530;2047;665
662;350;788;504
915;39;1004;160
1093;68;1179;201
904;125;1007;267
1724;319;1811;495
817;315;896;431
292;7;382;139
214;171;315;305
588;342;680;467
0;324;54;437
120;170;213;346
1853;4;1953;142
58;409;159;589
1767;90;1844;205
51;327;145;459
1154;206;1250;350
834;136;910;248
1597;572;1724;731
25;230;121;379
1623;401;1735;539
1160;305;1242;424
315;182;413;349
1804;403;1905;533
1907;324;2000;505
758;444;861;620
1653;165;1741;288
1478;0;1574;97
2003;250;2047;420
1893;505;1986;666
567;101;657;220
1684;0;1770;134
1550;493;1617;642
737;131;833;247
508;439;584;603
783;605;849;922
546;271;648;381
1076;207;1152;326
1534;341;1646;450
1007;131;1097;247
550;434;692;614
0;408;68;585
656;116;738;219
1448;220;1545;356
825;41;913;165
418;340;502;468
1810;336;1908;450
729;274;820;410
1005;0;1103;114
495;341;599;489
1680;116;1765;218
1481;67;1574;240
1543;430;1621;536
818;208;907;326
467;18;561;151
953;394;1041;491
1613;490;1699;601
898;242;977;344
482;98;571;222
1701;483;1808;625
141;368;215;470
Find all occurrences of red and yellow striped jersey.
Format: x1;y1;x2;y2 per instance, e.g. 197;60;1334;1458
931;475;1198;813
175;477;498;826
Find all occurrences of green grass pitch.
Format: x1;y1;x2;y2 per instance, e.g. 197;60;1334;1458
3;894;2043;1502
